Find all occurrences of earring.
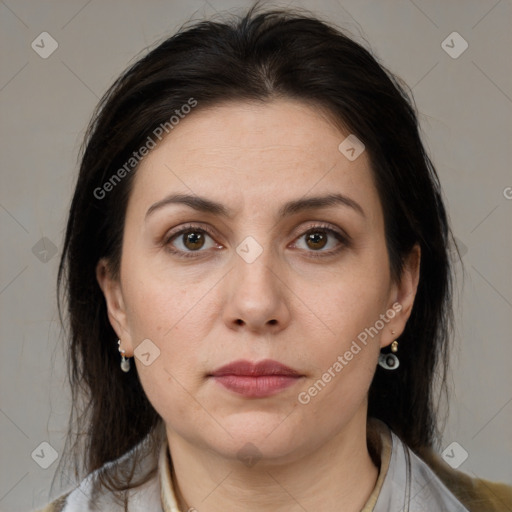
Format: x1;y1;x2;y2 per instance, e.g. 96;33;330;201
378;337;400;370
118;339;131;372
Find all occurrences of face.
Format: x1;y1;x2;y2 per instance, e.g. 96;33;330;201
97;99;419;465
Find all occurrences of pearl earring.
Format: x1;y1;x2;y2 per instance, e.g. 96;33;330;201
118;339;131;372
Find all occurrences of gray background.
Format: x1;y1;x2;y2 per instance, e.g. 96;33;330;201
1;0;511;510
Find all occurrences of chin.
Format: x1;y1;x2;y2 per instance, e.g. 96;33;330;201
211;414;310;462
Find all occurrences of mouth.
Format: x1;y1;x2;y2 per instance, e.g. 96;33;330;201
208;359;304;398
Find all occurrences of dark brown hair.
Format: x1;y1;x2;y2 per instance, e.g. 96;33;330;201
55;3;458;499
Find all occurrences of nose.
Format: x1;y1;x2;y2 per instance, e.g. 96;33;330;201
222;245;291;334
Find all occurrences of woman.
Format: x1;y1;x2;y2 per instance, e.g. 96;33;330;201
37;5;512;512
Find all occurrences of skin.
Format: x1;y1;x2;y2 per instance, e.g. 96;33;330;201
97;99;420;512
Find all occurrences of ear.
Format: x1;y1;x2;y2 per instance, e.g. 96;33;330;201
96;258;134;356
380;243;421;349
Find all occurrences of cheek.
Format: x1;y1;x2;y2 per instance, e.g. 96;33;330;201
294;262;390;410
294;335;379;435
302;265;391;346
121;260;216;385
121;253;209;341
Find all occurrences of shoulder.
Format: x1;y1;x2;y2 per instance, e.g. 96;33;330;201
33;473;161;512
373;425;512;512
33;433;163;512
33;465;161;512
380;430;469;511
417;445;512;512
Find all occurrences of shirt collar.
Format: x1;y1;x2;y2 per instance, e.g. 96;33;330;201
158;434;181;512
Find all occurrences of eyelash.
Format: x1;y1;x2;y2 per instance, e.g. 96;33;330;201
163;223;349;259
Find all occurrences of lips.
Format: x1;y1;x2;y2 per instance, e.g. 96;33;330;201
210;359;301;377
209;359;303;398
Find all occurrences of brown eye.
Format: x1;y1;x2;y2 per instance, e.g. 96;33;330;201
164;225;219;258
181;231;206;251
305;231;328;250
294;225;347;256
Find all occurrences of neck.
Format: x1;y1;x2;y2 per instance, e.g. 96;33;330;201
166;409;379;512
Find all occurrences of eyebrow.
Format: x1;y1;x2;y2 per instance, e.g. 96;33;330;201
145;192;365;221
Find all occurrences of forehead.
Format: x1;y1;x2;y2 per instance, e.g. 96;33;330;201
128;99;382;224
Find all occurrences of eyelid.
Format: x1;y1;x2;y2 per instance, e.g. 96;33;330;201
164;223;218;243
293;221;350;242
